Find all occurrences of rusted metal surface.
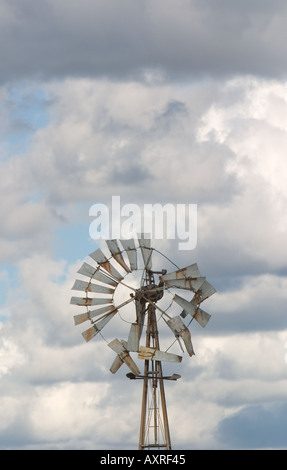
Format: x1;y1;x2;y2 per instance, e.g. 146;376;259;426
127;323;140;352
138;346;182;363
89;248;124;281
193;280;216;303
166;316;194;357
193;308;211;328
77;262;118;286
173;293;211;328
161;276;206;292
108;338;140;375
71;279;114;295
70;296;113;306
138;237;152;270
73;304;117;325
110;354;124;374
106;239;131;273
160;263;201;282
81;312;117;342
120;238;137;271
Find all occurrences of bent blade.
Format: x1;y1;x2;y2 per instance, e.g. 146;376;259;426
174;294;211;328
173;294;196;316
89;248;124;281
160;263;201;282
120;238;137;271
108;339;140;375
193;307;211;328
193;280;217;303
106;239;131;273
166;316;195;357
71;279;114;295
161;277;206;292
138;346;182;363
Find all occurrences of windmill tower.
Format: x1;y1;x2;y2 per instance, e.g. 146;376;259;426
70;235;216;449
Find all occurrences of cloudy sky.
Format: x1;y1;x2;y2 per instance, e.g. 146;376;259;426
1;0;287;450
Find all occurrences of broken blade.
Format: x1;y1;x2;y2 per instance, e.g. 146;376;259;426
160;263;201;282
138;346;182;363
174;294;211;328
108;339;140;375
193;280;217;303
166;316;195;357
161;276;206;292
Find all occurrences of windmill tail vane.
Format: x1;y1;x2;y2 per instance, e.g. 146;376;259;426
70;234;216;449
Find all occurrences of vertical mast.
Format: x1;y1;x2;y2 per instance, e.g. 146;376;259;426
138;271;171;450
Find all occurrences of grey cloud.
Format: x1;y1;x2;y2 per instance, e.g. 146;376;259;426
218;403;287;449
1;0;287;83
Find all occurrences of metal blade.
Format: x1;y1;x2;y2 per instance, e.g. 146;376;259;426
174;294;211;328
166;316;195;357
106;239;131;273
193;280;217;304
110;355;124;374
81;312;116;342
138;346;182;363
74;304;117;325
126;323;140;352
138;236;152;270
160;263;201;282
120;238;137;271
77;262;118;286
193;307;211;328
71;279;115;295
89;248;124;281
108;339;140;375
70;296;113;307
161;277;206;292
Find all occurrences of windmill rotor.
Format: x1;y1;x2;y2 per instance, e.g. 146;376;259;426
71;234;216;449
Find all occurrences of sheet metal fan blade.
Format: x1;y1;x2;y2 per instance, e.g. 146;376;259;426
160;276;206;292
173;293;211;328
108;338;140;375
166;316;195;357
138;346;182;363
73;304;117;325
160;263;201;282
138;236;152;270
120;238;137;271
77;262;118;287
192;279;217;304
106;239;131;273
127;323;140;352
71;279;115;295
81;312;117;342
70;296;113;307
89;248;124;281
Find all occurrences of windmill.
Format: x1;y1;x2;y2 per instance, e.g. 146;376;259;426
70;235;216;449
